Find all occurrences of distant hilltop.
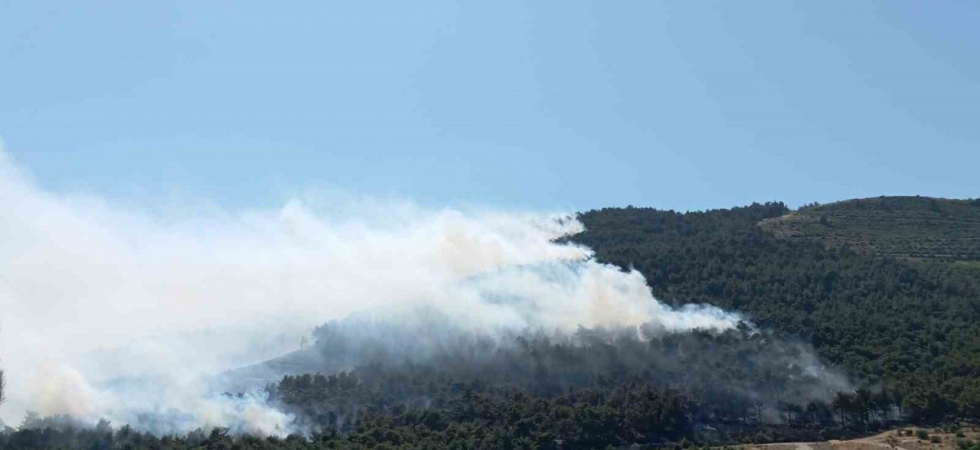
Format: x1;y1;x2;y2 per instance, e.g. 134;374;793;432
760;196;980;263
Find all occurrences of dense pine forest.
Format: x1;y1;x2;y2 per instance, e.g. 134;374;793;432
4;197;980;450
573;198;980;421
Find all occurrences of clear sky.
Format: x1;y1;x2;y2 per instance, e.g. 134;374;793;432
1;1;978;212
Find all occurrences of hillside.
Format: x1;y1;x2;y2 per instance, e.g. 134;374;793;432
7;197;980;450
759;197;980;262
573;200;980;421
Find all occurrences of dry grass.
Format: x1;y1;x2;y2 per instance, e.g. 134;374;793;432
737;426;980;450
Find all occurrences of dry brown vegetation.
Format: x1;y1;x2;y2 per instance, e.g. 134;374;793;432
738;426;980;450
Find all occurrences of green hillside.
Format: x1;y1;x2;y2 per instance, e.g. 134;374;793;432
760;196;980;262
573;199;980;421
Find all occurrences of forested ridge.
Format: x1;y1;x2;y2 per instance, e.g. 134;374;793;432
573;198;980;420
4;197;980;450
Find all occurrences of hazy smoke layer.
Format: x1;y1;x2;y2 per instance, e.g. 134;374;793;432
0;150;742;434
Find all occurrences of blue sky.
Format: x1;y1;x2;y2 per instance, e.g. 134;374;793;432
1;1;978;212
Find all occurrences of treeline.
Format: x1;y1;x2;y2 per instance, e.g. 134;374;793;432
271;377;691;449
254;327;887;447
572;202;980;422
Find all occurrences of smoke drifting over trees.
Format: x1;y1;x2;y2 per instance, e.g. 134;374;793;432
0;148;809;438
265;317;850;431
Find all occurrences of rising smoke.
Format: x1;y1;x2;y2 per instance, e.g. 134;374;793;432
0;148;838;435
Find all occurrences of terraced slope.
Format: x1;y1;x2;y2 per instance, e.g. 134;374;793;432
760;196;980;261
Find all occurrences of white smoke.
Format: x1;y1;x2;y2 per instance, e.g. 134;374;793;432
0;148;741;434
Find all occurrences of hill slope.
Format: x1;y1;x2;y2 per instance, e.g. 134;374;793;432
759;196;980;262
9;197;980;450
572;200;980;421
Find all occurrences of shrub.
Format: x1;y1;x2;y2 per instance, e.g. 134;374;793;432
917;430;930;440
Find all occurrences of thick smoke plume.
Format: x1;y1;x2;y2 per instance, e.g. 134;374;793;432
0;149;745;434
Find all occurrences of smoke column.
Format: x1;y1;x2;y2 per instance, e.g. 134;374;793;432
0;148;742;434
